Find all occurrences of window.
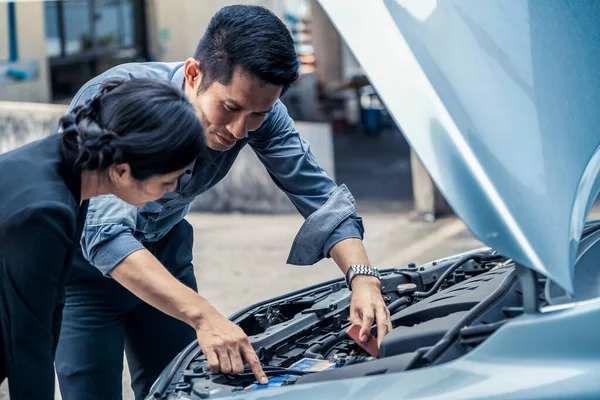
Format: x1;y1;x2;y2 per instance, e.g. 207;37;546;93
63;0;93;55
44;1;61;57
45;0;139;57
44;0;148;101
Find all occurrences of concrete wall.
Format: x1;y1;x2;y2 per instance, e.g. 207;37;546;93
0;2;51;103
0;102;65;153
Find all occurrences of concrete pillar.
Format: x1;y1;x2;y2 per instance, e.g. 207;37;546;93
411;149;452;220
310;0;342;85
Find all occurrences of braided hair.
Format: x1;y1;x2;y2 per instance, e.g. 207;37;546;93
60;78;207;181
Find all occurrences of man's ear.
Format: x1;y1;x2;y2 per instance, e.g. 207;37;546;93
183;58;202;89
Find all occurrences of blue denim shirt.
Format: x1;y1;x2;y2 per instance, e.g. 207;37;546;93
68;62;364;276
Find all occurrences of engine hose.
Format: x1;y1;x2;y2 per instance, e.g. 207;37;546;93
414;254;503;298
387;296;411;314
304;330;348;359
303;347;323;359
345;355;375;366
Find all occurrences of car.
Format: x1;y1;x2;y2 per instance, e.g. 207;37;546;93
146;1;600;399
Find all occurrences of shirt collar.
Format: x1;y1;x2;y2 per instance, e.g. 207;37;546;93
172;64;186;91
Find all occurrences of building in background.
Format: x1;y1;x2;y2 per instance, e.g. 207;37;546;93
0;0;357;108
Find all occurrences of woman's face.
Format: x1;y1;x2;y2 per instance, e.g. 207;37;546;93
108;164;187;207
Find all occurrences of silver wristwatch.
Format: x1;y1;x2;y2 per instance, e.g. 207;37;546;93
345;264;381;290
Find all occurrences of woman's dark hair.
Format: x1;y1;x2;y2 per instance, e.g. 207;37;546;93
60;78;206;181
194;5;299;95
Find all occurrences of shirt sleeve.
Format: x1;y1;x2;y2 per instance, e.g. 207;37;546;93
248;101;365;265
80;195;145;276
1;203;76;398
67;82;102;112
66;68;132;113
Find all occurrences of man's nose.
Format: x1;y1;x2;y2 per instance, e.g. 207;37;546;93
227;117;248;140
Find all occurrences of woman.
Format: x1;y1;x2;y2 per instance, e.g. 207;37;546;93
0;78;206;400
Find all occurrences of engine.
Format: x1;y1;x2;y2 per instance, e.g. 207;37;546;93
149;249;542;399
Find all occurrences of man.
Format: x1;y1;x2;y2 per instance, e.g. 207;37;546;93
55;5;392;400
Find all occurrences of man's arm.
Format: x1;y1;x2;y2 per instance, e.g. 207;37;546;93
249;101;392;344
81;194;267;383
109;250;267;383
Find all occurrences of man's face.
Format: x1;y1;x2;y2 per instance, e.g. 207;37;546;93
183;59;283;151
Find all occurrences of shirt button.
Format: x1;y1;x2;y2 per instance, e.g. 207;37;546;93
153;233;158;238
148;218;154;225
185;169;192;175
166;206;172;211
181;192;187;197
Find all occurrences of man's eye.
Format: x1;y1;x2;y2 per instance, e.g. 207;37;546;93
223;103;238;112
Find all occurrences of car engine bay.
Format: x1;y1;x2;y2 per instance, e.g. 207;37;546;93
149;249;548;399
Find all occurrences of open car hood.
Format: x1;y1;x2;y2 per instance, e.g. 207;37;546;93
318;0;600;292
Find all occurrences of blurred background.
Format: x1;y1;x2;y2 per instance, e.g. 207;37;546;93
1;0;456;217
0;0;535;398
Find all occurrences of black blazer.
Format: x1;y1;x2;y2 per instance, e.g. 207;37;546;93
0;133;89;399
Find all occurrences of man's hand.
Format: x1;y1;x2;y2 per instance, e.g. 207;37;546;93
194;306;268;384
349;275;392;347
328;238;392;348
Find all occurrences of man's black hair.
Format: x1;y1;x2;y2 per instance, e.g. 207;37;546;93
194;5;300;95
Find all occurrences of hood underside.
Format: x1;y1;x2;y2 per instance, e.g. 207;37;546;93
318;0;600;292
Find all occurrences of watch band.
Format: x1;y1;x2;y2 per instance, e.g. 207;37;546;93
345;264;381;290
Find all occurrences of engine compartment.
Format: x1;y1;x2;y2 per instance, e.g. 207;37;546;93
150;249;543;399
